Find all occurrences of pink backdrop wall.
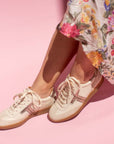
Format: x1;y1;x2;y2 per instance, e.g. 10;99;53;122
0;0;114;144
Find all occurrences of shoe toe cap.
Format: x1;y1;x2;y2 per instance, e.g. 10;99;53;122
48;104;60;122
48;103;67;122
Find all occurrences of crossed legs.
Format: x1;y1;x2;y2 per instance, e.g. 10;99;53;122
31;29;96;97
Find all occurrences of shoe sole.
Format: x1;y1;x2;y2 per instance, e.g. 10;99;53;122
0;107;51;130
48;76;104;123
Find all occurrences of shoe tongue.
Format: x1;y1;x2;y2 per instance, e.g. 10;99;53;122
67;74;80;85
70;80;79;95
64;76;80;103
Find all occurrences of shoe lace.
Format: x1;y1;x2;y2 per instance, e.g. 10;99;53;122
8;87;41;114
56;76;80;107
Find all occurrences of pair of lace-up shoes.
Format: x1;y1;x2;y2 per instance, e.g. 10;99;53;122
0;70;104;130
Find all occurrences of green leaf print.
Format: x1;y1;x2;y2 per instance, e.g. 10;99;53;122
77;22;90;31
101;24;107;34
111;45;114;49
108;31;113;36
104;11;111;18
75;35;88;45
110;0;114;8
103;36;106;46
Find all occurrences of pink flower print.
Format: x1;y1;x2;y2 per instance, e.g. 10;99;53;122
111;50;114;56
70;25;80;37
112;10;114;15
60;23;80;38
108;12;114;30
108;16;111;22
112;38;114;44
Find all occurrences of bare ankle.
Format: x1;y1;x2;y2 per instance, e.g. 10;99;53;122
70;68;96;84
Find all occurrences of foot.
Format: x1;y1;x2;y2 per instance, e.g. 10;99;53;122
0;87;56;130
48;69;104;122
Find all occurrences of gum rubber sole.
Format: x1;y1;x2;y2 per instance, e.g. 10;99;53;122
48;76;104;123
0;107;50;130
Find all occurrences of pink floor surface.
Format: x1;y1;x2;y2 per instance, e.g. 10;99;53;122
0;0;114;144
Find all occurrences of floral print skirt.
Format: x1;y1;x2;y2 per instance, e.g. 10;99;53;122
57;0;114;85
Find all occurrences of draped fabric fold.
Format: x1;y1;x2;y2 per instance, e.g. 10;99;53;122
57;0;114;84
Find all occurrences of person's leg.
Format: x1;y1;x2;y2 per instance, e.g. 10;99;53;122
48;42;104;122
31;29;79;98
70;42;96;84
0;29;80;130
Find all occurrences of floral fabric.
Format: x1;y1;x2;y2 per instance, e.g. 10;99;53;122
57;0;114;84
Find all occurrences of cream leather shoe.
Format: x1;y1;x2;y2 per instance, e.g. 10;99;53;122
48;70;104;122
0;87;55;130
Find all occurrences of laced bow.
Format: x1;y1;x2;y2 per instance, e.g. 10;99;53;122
56;76;80;106
8;87;41;114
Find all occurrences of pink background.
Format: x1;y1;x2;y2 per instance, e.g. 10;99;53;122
0;0;114;143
